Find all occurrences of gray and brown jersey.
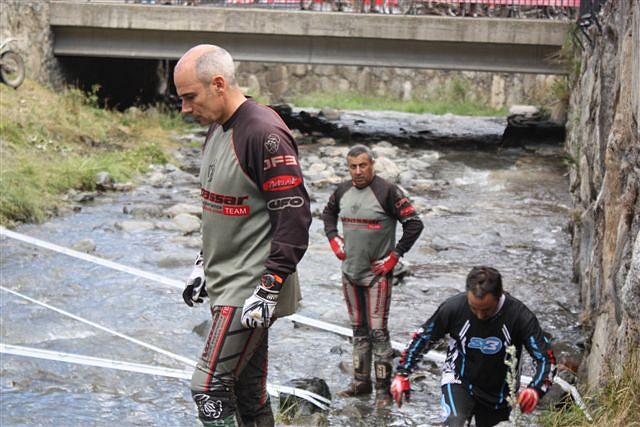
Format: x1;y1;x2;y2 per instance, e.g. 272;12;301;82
322;175;424;280
199;99;311;314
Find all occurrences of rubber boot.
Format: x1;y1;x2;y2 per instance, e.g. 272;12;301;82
374;361;392;408
338;336;372;397
337;379;373;397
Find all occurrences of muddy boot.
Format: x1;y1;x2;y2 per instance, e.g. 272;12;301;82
338;336;372;397
337;380;373;397
374;361;392;408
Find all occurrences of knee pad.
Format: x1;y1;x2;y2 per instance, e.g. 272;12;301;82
371;329;393;360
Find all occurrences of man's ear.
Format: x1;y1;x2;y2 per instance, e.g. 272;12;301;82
211;75;224;94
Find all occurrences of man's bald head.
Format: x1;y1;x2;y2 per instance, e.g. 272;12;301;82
175;44;237;87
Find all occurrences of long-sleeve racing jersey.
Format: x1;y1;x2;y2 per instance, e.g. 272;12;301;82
397;292;556;408
199;99;311;314
321;175;424;280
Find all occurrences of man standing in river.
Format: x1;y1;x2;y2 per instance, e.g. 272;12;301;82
321;144;424;406
391;266;556;427
174;44;311;426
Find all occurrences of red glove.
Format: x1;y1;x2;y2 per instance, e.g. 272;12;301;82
371;250;399;276
329;236;346;260
517;388;539;414
390;374;410;407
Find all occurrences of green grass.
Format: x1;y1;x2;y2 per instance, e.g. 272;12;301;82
292;90;507;116
0;79;189;226
538;351;640;427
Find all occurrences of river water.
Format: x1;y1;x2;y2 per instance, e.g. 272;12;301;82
0;116;582;426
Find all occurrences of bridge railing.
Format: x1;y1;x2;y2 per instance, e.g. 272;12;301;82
186;0;580;18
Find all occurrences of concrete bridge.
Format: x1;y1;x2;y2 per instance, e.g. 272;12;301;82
50;0;571;74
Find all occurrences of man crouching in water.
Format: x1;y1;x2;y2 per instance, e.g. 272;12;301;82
391;266;556;426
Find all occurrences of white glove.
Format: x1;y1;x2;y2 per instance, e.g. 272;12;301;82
241;273;283;328
182;252;207;307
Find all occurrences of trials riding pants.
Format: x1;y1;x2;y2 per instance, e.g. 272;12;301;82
342;273;394;388
191;306;273;426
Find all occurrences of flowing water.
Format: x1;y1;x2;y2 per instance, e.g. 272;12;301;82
0;127;582;426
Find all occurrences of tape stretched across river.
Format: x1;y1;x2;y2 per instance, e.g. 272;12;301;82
0;227;591;420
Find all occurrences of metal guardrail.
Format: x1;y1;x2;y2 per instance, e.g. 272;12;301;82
136;0;581;19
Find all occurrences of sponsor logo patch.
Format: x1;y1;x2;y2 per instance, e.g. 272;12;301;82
264;134;281;154
264;154;298;171
267;196;304;210
263;175;302;191
468;336;503;355
201;188;250;216
201;188;248;206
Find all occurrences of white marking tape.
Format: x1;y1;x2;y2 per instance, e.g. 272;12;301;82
0;344;330;408
0;227;590;419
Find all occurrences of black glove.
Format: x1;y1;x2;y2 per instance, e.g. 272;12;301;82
182;252;207;307
241;273;283;328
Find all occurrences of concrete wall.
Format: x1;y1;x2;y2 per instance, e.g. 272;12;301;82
0;0;62;87
566;0;640;388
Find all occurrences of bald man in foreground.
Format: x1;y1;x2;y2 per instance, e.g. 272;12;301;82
174;44;311;427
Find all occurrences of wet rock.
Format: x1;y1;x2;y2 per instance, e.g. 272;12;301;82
271;104;351;141
316;137;336;146
95;171;115;191
71;239;96;254
123;203;164;218
335;404;364;422
319;107;341;121
147;171;172;188
502;108;565;147
329;345;344;355
371;141;399;158
114;220;155;233
318;146;349;158
69;191;97;203
164;203;201;218
172;213;201;234
113;182;134;192
374;157;401;183
279;377;331;417
157;254;194;269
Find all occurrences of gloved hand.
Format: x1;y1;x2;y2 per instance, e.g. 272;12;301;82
371;250;399;276
329;236;346;260
517;388;539;414
182;252;207;307
390;373;411;407
241;273;283;328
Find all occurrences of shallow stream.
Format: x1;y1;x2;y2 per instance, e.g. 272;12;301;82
0;119;582;426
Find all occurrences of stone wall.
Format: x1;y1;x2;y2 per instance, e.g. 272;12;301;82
236;62;562;111
565;0;640;388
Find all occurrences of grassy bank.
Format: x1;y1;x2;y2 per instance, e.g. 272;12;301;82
292;91;507;116
291;82;508;116
0;79;189;227
540;352;640;427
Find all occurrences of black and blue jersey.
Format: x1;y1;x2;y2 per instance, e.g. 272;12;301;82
397;292;556;408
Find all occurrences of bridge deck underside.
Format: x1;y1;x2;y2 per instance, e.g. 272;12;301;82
52;27;564;74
